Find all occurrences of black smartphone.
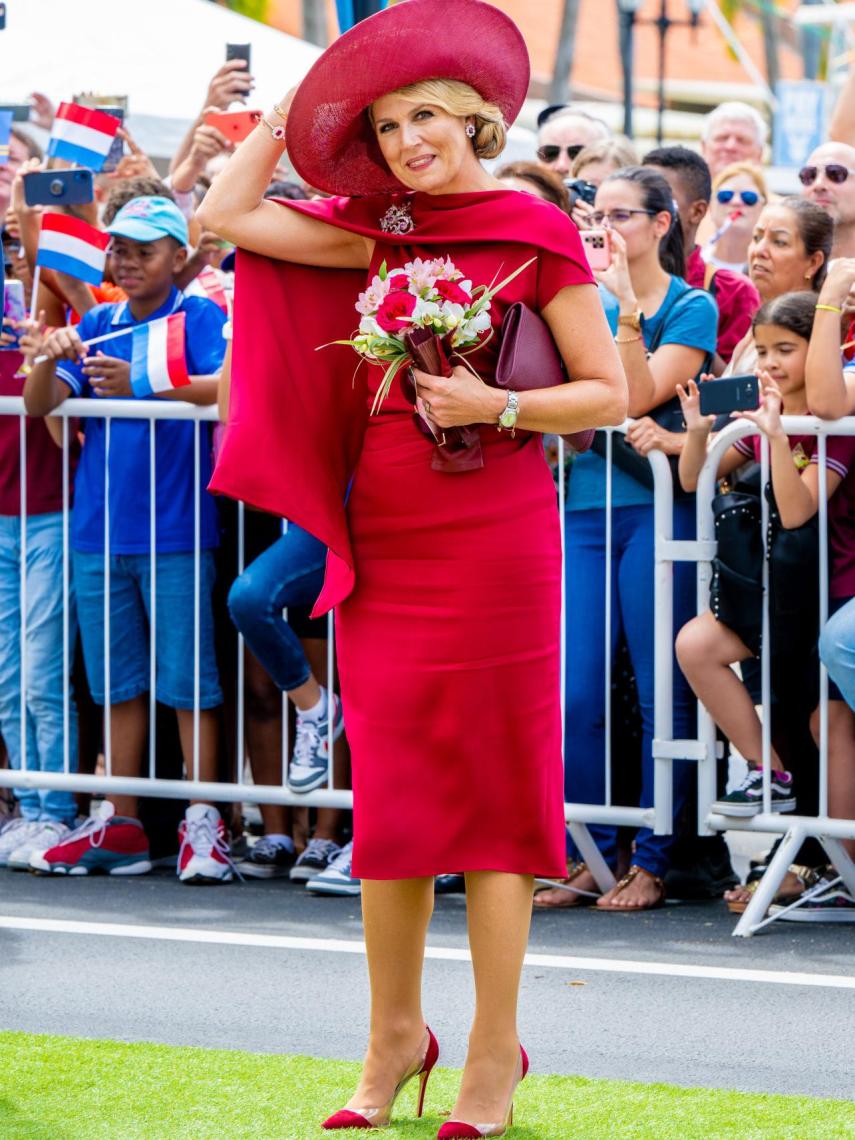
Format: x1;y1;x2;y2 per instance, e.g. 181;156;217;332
24;169;95;207
0;103;31;122
98;106;126;173
226;42;251;71
699;374;760;416
565;178;597;207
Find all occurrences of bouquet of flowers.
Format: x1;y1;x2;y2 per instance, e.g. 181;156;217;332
327;255;535;414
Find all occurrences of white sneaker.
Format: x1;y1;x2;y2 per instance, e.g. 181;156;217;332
7;820;70;871
177;804;237;884
0;819;45;866
306;840;361;896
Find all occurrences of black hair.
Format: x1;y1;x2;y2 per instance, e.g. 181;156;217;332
642;145;712;205
752;290;817;341
774;197;833;292
264;180;309;201
602;165;686;277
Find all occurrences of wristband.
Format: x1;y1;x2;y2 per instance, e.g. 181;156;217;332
816;303;843;315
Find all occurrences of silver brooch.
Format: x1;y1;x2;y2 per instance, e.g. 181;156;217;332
379;201;415;235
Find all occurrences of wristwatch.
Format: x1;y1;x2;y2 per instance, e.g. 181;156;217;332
617;310;642;331
498;390;520;432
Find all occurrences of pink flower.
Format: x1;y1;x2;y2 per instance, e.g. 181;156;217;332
375;289;418;332
434;278;472;306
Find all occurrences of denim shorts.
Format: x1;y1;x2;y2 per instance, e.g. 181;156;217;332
72;549;223;709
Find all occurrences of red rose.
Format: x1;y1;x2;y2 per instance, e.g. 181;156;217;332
434;278;472;306
376;289;417;332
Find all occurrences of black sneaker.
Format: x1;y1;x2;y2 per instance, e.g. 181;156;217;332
288;837;342;883
237;836;297;879
664;843;739;900
711;762;796;816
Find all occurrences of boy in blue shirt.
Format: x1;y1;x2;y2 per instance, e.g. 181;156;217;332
24;197;232;884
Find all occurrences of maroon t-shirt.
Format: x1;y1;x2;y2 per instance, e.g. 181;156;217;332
687;246;761;364
734;431;855;599
0;352;69;516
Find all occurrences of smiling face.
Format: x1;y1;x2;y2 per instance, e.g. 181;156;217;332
747;205;822;301
753;322;808;398
108;235;187;304
372;92;480;195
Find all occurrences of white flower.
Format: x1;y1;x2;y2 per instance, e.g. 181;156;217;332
404;257;438;295
430;256;462;281
358;315;385;338
411;297;443;323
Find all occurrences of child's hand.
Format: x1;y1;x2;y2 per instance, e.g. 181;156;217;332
676;376;715;434
83;352;132;398
41;324;86;363
17;313;46;359
735;371;784;439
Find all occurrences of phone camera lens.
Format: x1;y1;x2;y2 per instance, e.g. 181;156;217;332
49;178;64;197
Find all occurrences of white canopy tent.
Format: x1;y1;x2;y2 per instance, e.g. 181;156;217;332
0;0;322;160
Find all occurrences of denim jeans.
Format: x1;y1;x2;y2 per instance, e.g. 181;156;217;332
820;596;855;710
0;513;78;824
227;523;327;692
563;504;696;878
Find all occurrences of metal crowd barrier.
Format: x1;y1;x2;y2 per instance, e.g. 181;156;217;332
2;395;852;936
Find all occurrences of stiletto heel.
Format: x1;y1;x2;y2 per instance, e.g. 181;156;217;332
322;1026;439;1130
437;1044;528;1138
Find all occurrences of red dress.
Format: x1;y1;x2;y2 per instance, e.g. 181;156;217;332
337;229;590;879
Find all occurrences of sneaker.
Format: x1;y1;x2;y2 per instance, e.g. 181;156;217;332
769;876;855;923
306;840;361;897
288;692;345;794
236;836;297;879
30;802;152;876
711;762;796;816
288;837;342;883
7;820;70;871
177;804;236;884
664;844;739;900
0;818;45;866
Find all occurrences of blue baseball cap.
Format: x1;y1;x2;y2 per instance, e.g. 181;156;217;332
107;196;189;247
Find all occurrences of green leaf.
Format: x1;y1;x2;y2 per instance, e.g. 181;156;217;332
378;260;388;281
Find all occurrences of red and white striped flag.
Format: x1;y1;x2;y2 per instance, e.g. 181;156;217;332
130;312;190;397
36;214;109;286
47;103;121;171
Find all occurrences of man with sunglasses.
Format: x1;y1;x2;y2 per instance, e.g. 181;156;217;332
535;104;610;178
799;142;855;258
644;146;760;366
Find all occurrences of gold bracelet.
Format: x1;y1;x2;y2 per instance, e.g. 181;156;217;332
615;334;643;344
816;303;843;315
254;110;287;141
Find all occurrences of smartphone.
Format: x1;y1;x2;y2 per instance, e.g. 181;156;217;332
1;280;25;350
98;106;125;173
226;42;252;71
24;168;94;207
699;374;760;416
580;228;611;271
0;4;6;32
0;103;31;122
566;178;597;207
203;109;260;144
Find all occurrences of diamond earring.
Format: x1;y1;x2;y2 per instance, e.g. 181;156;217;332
465;123;476;139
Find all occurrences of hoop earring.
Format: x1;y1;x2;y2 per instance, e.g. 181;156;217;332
465;123;476;139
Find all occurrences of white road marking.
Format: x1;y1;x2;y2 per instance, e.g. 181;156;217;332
2;915;854;991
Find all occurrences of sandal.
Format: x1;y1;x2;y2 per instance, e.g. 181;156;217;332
725;864;822;914
533;861;601;909
595;864;666;911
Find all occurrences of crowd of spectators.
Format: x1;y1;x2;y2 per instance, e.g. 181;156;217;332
1;55;855;923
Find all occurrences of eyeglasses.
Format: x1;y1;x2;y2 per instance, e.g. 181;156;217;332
590;208;656;226
537;144;584;164
798;163;855;187
716;188;762;206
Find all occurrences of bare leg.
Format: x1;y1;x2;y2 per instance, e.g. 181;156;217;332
175;707;221;792
452;871;533;1124
815;700;855;861
677;611;783;770
105;695;147;818
343;877;434;1111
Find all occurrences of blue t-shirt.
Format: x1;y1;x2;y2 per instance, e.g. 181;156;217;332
567;276;719;512
56;287;225;553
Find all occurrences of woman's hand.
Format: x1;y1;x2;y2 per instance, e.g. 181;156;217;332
410;363;504;429
735;371;784;439
821;258;855;309
676;376;715;435
570;198;595;232
625;417;685;457
592;228;636;311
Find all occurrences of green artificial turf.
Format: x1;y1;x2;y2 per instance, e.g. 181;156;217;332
1;1031;853;1139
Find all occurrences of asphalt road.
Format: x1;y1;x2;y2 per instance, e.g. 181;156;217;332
1;869;854;1101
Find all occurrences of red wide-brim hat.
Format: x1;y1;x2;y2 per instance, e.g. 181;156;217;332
286;0;530;197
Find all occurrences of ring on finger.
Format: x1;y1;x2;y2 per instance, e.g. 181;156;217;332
424;400;432;415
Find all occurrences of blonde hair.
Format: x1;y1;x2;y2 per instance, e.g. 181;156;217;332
372;78;507;160
570;137;638;180
712;161;769;202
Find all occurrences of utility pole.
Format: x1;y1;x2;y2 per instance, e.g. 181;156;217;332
547;0;582;104
302;0;327;47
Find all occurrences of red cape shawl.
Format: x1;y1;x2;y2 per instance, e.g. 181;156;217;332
209;189;589;614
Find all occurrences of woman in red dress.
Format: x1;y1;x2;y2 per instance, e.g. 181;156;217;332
200;2;626;1134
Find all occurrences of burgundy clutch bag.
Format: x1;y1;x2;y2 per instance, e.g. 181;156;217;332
495;302;595;454
401;327;483;473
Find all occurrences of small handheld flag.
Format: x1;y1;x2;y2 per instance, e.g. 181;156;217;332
194;266;229;314
36;214;109;287
130;312;191;397
0;111;12;166
48;103;121;171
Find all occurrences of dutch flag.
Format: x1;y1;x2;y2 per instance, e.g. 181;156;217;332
36;214;109;287
130;312;191;398
47;103;121;171
0;110;12;166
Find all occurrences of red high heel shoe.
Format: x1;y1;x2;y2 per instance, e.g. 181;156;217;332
437;1045;529;1138
321;1026;440;1130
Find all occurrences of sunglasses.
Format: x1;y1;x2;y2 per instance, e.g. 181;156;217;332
590;208;656;226
716;188;761;206
798;163;855;187
536;144;584;164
